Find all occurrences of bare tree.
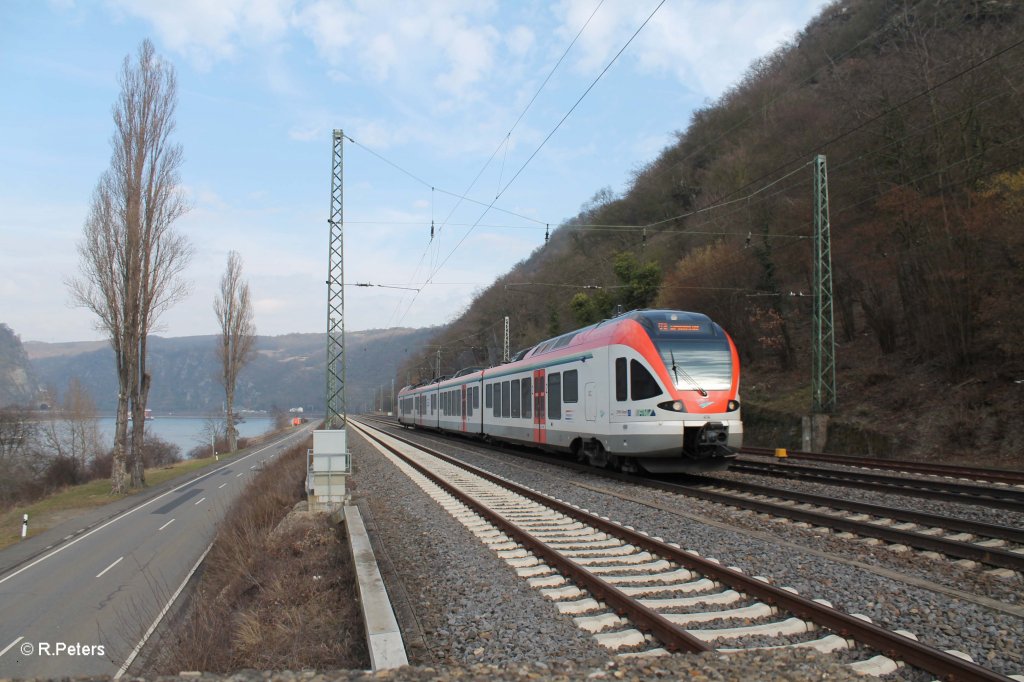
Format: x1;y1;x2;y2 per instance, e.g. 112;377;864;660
39;378;103;476
215;251;256;453
69;39;192;494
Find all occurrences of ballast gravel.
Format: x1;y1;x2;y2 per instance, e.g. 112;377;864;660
112;649;867;681
354;425;1024;679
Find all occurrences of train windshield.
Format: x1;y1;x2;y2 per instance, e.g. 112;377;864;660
653;338;732;392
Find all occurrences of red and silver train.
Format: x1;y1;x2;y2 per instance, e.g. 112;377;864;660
397;309;742;473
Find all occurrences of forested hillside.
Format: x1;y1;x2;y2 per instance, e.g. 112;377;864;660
398;0;1024;464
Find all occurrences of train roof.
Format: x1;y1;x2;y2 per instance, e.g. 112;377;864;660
398;309;725;395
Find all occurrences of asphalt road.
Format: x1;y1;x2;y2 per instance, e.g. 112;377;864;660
0;422;317;678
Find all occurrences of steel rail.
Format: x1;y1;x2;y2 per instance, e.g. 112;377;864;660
671;483;1024;572
741;447;1024;486
703;478;1024;545
741;446;1024;483
352;418;1012;682
372;415;1024;567
730;460;1024;512
351;420;711;653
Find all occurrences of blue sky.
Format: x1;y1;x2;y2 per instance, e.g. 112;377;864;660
0;0;827;343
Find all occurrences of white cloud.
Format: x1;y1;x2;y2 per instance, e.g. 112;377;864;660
105;0;293;67
555;0;818;98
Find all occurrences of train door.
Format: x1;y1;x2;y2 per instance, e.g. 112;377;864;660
461;384;467;433
532;368;546;444
609;356;629;425
585;382;596;421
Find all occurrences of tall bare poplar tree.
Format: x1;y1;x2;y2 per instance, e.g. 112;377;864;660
69;39;192;493
215;251;256;453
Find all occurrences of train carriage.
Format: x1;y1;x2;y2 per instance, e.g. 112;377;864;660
398;309;742;473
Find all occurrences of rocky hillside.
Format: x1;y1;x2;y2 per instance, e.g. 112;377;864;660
0;324;41;408
26;327;440;414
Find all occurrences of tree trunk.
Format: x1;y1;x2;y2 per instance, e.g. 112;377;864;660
226;386;236;453
112;391;130;495
130;370;150;488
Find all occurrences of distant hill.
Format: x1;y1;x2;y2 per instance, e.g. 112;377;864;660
0;324;41;408
25;327;442;414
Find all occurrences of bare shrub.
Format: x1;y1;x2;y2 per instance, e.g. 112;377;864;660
148;437;368;673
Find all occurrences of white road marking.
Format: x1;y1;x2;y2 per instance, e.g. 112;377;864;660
218;483;227;489
158;519;175;531
0;425;312;587
236;472;244;477
114;543;212;679
249;465;257;470
96;556;124;578
194;497;206;506
0;636;24;658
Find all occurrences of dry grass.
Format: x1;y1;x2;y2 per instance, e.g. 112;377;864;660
151;439;369;673
0;455;222;550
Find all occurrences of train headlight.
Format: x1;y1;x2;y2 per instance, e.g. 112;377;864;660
657;400;685;412
727;400;740;412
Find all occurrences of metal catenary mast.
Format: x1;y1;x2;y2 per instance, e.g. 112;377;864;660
326;129;346;429
811;154;837;414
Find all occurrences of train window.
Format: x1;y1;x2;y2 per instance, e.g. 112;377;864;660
615;358;627;401
553;332;576;349
521;378;532;419
485;383;493;409
467;390;473;417
510;379;521;418
493;383;501;418
631;360;663;400
501;381;511;419
563;369;579;403
473;386;479;409
547;373;561;419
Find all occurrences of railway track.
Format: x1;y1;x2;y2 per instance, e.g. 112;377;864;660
673;479;1024;573
740;447;1024;487
364;415;1024;572
352;417;1014;681
729;459;1024;512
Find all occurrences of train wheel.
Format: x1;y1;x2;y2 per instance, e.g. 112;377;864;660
584;440;609;468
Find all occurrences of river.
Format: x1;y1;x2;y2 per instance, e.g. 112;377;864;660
97;415;274;458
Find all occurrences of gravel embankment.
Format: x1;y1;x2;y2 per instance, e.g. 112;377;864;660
373;426;1022;679
117;648;868;681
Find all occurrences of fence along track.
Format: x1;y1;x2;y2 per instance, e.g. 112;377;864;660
351;418;1012;681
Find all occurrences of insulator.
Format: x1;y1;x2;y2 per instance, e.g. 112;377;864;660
545;224;549;243
430;220;435;240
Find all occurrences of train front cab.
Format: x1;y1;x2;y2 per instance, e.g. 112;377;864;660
600;312;742;474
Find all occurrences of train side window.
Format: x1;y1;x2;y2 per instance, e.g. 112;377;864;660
485;383;492;409
563;369;579;403
615;358;627;401
630;360;663;400
521;378;532;419
501;381;511;418
473;386;479;409
493;383;501;418
547;373;561;419
510;379;521;418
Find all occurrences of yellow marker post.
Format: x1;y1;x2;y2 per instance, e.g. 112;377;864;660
775;448;788;459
